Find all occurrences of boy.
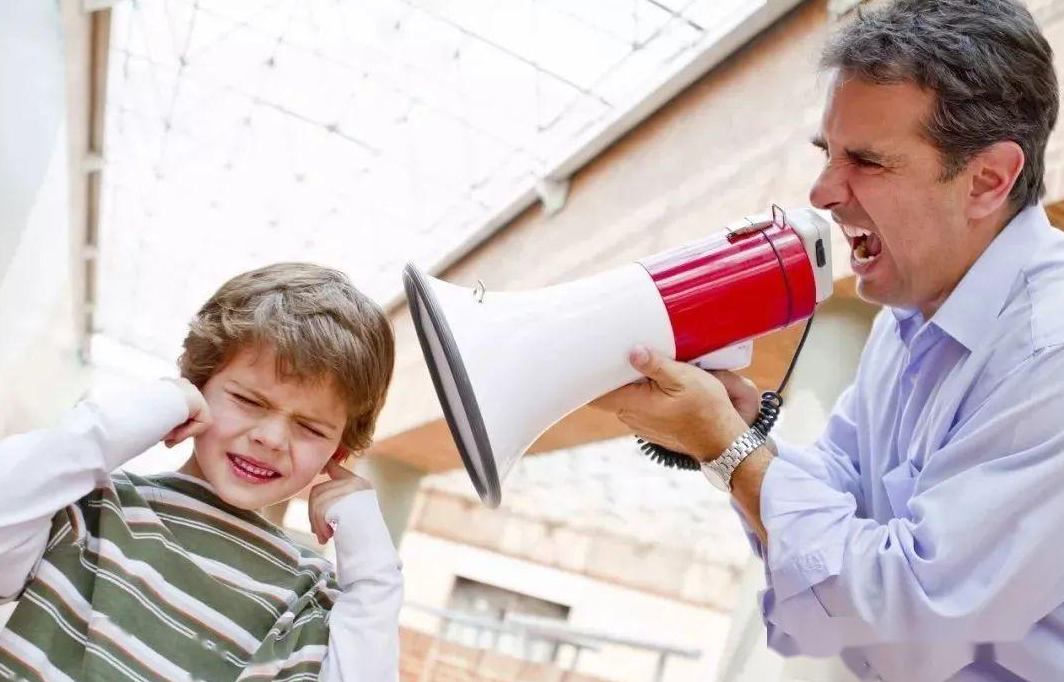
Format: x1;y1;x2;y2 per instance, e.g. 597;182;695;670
0;263;402;681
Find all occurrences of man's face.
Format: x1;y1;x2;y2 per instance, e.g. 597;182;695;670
181;345;348;510
810;72;974;315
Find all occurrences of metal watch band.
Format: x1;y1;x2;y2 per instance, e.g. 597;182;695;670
702;427;768;491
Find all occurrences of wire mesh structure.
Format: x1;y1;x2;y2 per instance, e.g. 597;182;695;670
97;0;754;361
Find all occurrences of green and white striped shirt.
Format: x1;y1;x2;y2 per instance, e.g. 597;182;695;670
0;381;401;682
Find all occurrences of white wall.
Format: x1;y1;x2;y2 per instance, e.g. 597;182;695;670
399;530;733;682
0;0;88;435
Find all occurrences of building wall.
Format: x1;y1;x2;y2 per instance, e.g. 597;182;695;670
408;487;746;613
399;626;611;682
399;531;733;682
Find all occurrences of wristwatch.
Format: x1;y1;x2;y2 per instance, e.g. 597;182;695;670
701;427;768;491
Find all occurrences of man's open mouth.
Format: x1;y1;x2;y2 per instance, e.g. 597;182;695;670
227;453;281;483
842;224;883;264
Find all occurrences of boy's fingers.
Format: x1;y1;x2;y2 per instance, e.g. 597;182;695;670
325;459;354;480
162;421;204;447
185;420;211;438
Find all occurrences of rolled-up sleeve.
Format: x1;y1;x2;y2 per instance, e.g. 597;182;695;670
756;345;1064;655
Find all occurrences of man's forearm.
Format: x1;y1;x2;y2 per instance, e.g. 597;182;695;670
729;439;776;546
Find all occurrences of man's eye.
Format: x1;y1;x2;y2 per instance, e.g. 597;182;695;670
301;424;325;438
233;393;260;407
855;158;883;169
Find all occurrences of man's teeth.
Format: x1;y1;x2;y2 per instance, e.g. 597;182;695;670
841;224;872;239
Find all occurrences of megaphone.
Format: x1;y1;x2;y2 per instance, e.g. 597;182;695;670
404;206;833;508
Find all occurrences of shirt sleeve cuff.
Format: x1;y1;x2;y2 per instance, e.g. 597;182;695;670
82;380;190;472
327;490;402;588
759;453;856;601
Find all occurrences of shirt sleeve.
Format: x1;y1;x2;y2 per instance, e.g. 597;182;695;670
756;345;1064;656
0;380;189;602
319;490;403;682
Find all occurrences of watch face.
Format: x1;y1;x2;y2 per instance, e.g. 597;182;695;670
701;462;731;492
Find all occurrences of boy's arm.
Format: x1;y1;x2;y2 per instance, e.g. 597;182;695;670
319;490;403;682
0;380;190;601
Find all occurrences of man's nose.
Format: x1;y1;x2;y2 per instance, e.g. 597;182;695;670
809;162;851;210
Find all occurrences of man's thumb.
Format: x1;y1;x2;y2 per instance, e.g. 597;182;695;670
629;346;683;390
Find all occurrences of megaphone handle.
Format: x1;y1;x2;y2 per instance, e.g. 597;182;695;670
635;314;814;472
635;390;783;471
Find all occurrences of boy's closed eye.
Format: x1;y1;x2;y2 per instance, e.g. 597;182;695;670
230;391;262;407
230;391;327;438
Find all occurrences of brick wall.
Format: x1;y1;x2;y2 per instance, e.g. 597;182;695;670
400;628;610;682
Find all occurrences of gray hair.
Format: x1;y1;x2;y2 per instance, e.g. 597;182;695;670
822;0;1059;210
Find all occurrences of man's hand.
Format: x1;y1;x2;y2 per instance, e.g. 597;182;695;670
161;378;212;448
591;346;754;462
308;460;374;545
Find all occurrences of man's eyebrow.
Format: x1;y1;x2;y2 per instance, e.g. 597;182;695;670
229;381;341;431
810;135;899;165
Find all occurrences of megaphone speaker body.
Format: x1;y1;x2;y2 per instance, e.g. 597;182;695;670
404;207;833;507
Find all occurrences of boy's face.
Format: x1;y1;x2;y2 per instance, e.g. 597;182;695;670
180;345;348;511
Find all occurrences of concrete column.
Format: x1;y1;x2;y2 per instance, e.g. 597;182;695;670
717;295;877;682
355;455;425;545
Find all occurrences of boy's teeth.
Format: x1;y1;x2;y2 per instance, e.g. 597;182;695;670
233;456;277;478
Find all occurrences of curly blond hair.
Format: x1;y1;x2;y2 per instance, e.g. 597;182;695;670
178;263;395;456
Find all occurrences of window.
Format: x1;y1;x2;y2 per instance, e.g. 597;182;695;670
443;577;570;662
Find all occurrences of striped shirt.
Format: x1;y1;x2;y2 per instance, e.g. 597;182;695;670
0;381;402;682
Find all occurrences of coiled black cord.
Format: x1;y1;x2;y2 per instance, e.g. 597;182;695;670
635;314;814;470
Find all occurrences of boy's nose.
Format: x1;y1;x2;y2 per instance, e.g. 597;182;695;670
251;416;288;451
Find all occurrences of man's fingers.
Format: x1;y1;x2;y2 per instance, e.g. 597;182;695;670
709;370;755;394
589;384;642;413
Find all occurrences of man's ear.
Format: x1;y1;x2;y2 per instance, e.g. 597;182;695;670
329;447;347;465
967;140;1025;220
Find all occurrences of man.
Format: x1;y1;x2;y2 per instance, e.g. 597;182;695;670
594;1;1064;679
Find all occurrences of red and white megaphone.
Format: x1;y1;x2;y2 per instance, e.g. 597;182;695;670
403;206;833;507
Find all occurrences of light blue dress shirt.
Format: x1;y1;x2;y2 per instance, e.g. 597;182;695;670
752;205;1064;681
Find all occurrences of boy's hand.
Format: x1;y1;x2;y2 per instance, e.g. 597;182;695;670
308;460;374;545
161;378;212;448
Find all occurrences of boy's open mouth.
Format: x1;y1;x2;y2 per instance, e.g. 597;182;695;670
227;453;281;483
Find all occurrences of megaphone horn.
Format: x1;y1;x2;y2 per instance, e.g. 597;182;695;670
404;205;833;508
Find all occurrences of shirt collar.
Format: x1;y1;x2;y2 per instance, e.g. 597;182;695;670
926;204;1051;351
